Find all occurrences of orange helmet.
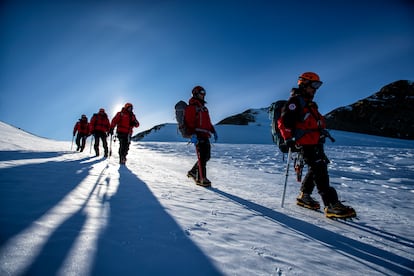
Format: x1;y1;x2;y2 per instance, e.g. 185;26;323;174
298;72;323;89
192;85;206;96
124;103;133;109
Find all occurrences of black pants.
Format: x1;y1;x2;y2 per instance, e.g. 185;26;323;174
190;139;211;180
76;134;87;151
301;144;338;206
117;132;131;160
93;131;108;156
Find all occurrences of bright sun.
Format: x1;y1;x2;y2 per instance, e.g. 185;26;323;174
111;103;124;118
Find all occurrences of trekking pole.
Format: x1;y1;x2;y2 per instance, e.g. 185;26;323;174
89;136;94;154
281;147;292;208
109;134;113;157
321;129;335;143
71;135;74;151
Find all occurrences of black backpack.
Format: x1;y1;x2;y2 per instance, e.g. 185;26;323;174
175;100;192;138
269;100;289;153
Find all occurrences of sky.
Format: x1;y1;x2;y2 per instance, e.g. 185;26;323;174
1;0;413;141
1;121;413;275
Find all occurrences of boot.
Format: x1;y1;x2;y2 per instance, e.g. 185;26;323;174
120;156;127;165
296;192;320;210
196;178;211;187
188;162;199;180
324;201;356;219
187;170;197;181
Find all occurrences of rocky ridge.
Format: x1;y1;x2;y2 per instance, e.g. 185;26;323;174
325;80;413;139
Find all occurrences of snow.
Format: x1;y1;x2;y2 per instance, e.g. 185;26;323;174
0;120;413;275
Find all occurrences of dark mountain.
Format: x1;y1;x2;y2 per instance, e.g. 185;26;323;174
325;80;414;140
132;123;165;141
217;108;268;125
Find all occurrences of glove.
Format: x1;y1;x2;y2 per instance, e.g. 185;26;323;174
190;134;198;144
109;129;114;136
213;132;218;142
285;138;296;150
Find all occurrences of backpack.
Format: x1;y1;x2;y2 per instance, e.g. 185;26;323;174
269;100;288;153
175;100;192;138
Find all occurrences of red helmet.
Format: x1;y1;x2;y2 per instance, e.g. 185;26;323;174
298;72;323;89
192;85;206;96
124;103;133;109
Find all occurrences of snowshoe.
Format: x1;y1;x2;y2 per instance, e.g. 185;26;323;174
324;201;356;219
296;192;320;210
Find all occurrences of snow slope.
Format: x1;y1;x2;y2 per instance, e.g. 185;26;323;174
138;108;272;144
0;121;413;275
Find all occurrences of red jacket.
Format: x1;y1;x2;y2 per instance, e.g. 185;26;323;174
73;118;89;136
184;97;215;139
278;94;326;145
90;112;110;133
110;108;139;135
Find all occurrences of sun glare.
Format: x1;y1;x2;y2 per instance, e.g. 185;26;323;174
111;103;124;118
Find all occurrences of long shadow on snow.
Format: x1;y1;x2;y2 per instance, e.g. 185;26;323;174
0;153;100;246
23;161;111;275
91;165;221;275
210;188;413;275
341;220;414;249
0;150;67;161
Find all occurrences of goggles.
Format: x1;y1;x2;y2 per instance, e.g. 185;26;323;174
198;89;206;95
310;81;323;89
298;77;323;89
